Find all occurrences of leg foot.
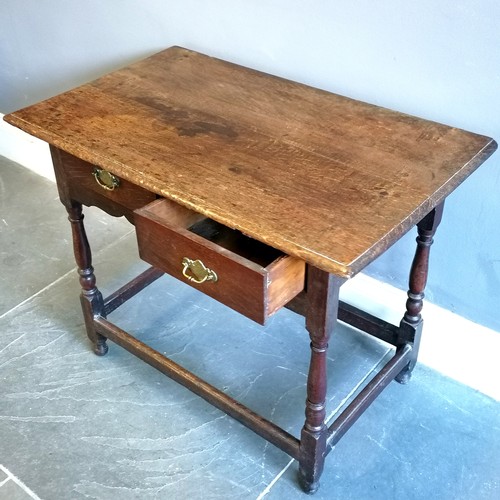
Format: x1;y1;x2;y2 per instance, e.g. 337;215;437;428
92;338;109;356
298;470;320;494
93;342;109;356
395;320;422;383
395;367;412;385
299;423;327;493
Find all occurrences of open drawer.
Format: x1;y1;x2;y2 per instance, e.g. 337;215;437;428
134;199;305;324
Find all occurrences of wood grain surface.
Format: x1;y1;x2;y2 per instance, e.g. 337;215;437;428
5;46;497;277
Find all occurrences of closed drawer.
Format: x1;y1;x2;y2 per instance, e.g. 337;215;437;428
134;199;305;324
54;149;156;220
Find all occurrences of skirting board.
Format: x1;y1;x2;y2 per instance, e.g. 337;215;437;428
1;114;498;401
0;112;55;182
341;274;499;401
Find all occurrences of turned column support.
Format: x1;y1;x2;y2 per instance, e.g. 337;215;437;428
396;202;444;383
299;266;344;493
66;201;108;356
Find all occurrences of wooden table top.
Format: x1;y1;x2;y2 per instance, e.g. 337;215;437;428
5;46;497;277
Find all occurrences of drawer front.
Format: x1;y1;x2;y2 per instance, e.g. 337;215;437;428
53;149;156;220
134;199;305;324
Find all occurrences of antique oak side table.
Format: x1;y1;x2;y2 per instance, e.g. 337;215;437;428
5;47;496;493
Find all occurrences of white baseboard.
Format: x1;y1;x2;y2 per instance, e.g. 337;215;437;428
1;113;498;400
341;273;499;400
0;113;54;181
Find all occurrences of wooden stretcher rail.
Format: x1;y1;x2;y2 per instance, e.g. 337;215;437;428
337;301;400;346
286;293;400;346
93;316;301;460
326;343;412;451
104;267;164;315
100;268;408;458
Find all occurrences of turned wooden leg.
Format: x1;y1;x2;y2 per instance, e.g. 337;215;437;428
298;266;344;493
67;201;108;356
396;202;444;383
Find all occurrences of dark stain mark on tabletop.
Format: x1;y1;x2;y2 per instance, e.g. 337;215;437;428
136;97;238;140
178;121;238;139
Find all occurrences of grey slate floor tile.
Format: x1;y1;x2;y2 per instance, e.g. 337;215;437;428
1;155;499;499
0;480;34;500
0;158;132;316
0;230;389;499
267;366;500;500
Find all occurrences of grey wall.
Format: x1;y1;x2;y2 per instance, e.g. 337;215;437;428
1;0;499;330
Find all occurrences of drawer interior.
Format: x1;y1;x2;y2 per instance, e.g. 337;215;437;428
188;218;283;267
142;199;285;268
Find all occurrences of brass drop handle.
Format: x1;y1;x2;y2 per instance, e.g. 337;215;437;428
181;257;218;284
93;167;120;191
